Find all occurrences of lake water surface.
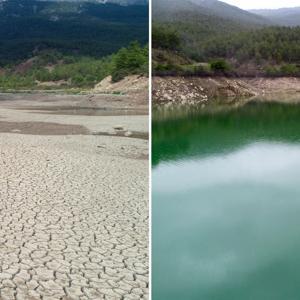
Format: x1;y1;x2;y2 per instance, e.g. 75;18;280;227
152;100;300;300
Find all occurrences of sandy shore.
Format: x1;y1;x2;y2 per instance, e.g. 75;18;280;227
0;92;148;299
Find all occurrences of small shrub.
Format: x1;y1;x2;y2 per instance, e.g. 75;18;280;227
280;64;299;76
210;59;231;72
264;65;279;77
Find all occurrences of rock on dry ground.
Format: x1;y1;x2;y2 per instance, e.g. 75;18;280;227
0;93;149;300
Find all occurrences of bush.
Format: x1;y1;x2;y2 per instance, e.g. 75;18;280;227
210;59;231;72
264;66;279;77
155;63;180;71
280;64;299;76
264;64;300;77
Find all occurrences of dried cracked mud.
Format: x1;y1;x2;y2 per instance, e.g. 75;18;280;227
0;94;149;300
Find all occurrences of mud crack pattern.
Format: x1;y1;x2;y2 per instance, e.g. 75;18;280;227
0;134;148;300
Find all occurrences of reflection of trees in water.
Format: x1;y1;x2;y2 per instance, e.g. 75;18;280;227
152;101;300;166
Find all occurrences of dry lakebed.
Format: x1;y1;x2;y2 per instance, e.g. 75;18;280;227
0;92;149;300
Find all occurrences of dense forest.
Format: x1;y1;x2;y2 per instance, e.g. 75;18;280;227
0;0;148;89
201;27;300;63
153;0;300;77
0;0;148;65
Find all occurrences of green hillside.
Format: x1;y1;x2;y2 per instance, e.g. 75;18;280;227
0;0;148;90
152;0;271;60
203;27;300;63
0;0;148;65
0;42;148;90
153;0;300;77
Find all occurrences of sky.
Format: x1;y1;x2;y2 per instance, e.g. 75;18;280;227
221;0;300;9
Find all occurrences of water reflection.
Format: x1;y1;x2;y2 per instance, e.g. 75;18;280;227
153;101;300;166
152;100;300;300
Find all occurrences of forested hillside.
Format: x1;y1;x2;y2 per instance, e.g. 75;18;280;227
0;0;148;89
0;42;148;90
0;0;148;65
152;0;271;60
153;0;300;77
203;27;300;63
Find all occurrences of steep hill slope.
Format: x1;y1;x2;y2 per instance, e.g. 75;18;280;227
152;0;271;59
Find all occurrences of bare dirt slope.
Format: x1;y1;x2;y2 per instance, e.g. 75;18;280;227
94;75;149;105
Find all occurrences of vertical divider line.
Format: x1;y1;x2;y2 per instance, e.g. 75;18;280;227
148;0;152;297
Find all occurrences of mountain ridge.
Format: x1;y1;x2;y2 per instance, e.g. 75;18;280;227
153;0;271;25
190;0;271;25
250;6;300;26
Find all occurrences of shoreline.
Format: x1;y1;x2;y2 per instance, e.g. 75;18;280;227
153;76;300;104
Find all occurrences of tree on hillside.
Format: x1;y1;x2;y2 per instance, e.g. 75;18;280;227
152;25;181;50
111;42;148;82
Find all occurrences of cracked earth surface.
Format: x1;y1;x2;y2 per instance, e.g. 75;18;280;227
0;117;148;299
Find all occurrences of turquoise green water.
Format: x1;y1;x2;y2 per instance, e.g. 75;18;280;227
152;101;300;300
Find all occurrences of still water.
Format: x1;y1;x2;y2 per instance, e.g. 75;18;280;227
152;100;300;300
